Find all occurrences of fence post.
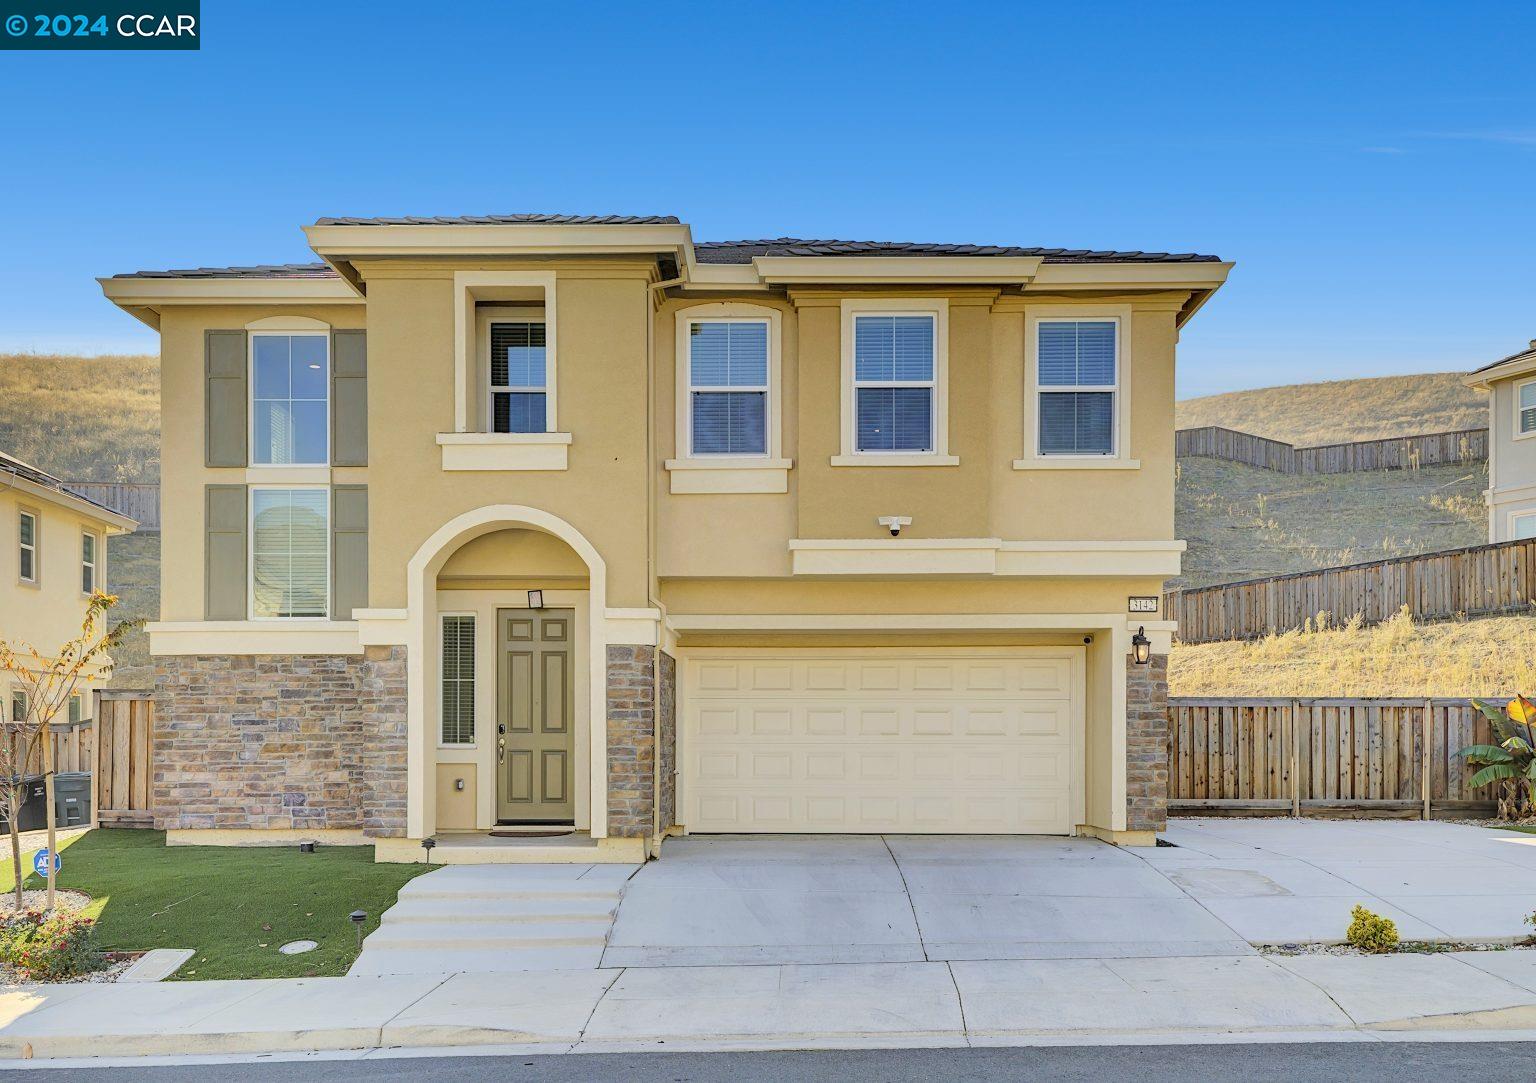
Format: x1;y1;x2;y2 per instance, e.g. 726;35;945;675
90;690;101;830
1422;698;1432;821
1290;698;1301;817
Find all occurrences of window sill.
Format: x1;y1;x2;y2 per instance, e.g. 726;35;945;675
829;454;960;468
664;457;792;494
437;432;572;472
1012;457;1141;471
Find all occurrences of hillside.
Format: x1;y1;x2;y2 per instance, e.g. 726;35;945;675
1174;457;1487;589
0;352;159;482
1175;371;1485;447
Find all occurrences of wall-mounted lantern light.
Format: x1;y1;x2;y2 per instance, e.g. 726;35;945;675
527;589;544;610
1131;626;1152;665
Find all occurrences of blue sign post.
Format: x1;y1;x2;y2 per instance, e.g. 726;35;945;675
32;849;60;877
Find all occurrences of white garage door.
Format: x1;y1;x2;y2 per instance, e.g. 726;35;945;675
680;648;1083;834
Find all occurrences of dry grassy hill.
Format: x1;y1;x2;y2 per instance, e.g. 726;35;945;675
0;353;159;482
1175;371;1485;447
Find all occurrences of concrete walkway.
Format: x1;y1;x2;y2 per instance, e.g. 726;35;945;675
6;951;1536;1059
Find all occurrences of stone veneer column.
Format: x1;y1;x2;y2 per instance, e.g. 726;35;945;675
605;645;656;838
153;646;408;837
657;650;677;831
1125;652;1170;833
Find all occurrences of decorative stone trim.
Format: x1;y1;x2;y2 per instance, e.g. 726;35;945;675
1126;652;1169;833
605;645;655;838
153;646;407;837
658;650;677;831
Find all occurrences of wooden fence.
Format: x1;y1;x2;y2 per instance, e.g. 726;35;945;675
2;719;93;777
1166;537;1536;644
1169;697;1503;817
1175;425;1488;475
62;482;160;531
93;690;155;827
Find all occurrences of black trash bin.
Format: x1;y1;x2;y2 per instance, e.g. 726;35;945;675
5;776;49;833
52;773;91;828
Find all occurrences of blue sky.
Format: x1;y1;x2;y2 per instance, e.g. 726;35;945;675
1;1;1532;397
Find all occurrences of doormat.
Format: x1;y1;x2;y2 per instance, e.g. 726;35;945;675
488;829;575;839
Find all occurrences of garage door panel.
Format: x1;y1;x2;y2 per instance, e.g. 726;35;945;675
683;650;1082;834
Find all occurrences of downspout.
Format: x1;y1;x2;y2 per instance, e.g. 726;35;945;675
646;274;664;856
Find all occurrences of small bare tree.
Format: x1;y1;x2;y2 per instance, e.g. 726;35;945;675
0;732;33;909
0;592;139;909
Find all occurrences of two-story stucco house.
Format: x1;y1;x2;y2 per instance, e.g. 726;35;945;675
2;452;137;725
1467;339;1536;542
99;214;1230;862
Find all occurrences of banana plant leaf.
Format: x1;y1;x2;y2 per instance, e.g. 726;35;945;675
1459;744;1514;763
1470;763;1522;787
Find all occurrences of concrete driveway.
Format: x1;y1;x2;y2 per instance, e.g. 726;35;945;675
603;820;1536;966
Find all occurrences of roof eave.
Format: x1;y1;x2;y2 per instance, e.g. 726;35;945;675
1465;351;1536;391
97;274;363;322
0;468;137;532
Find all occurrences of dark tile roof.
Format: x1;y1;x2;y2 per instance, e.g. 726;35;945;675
114;263;335;280
0;452;124;519
314;213;681;226
1469;339;1536;375
693;238;1222;264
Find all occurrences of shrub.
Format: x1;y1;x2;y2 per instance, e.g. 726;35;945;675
1346;905;1399;953
0;909;100;981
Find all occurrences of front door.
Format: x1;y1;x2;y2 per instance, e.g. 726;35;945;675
496;608;575;823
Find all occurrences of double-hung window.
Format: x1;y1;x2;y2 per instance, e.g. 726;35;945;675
440;614;476;745
854;315;936;453
252;333;329;465
9;690;25;723
250;488;329;619
81;531;98;594
489;321;548;434
688;320;769;456
1517;380;1536;437
18;510;37;583
1037;320;1118;457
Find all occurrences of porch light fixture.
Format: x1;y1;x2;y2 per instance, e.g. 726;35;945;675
527;589;544;610
1131;626;1152;665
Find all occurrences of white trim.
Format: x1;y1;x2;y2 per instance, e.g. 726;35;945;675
1514;376;1536;441
245;315;331;332
248;330;331;468
147;620;362;656
438;611;478;749
17;507;38;585
785;537;1184;578
453;272;558;434
435;432;571;472
479;306;554;435
839;301;949;461
80;528;99;596
1020;307;1134;468
247;484;332;622
0;473;135;533
1509;510;1536;541
663;458;793;494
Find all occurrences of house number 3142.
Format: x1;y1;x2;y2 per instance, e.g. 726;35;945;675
1128;596;1159;613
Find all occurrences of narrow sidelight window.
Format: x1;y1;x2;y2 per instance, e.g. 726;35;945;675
18;510;37;583
250;488;329;618
81;531;98;594
252;333;330;465
490;322;548;433
688;321;768;455
1037;320;1118;456
854;315;935;452
440;614;476;745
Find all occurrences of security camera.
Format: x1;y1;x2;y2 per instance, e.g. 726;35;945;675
878;515;913;538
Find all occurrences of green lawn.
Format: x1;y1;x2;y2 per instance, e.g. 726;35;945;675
1;830;429;979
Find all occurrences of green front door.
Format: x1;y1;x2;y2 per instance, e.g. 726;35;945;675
496;608;575;823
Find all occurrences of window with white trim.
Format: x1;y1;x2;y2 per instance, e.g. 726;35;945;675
9;689;25;723
1514;512;1536;540
81;531;98;594
440;614;476;745
489;321;548;433
67;692;84;725
1518;380;1536;436
853;314;935;453
252;333;330;465
1037;319;1118;456
18;510;37;583
250;488;329;619
687;320;769;455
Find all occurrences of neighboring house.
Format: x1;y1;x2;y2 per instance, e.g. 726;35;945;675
99;215;1230;862
1;452;137;729
1466;338;1536;541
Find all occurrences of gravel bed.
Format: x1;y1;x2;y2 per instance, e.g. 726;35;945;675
1261;940;1536;956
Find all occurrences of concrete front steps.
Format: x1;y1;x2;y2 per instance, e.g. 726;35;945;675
349;863;639;976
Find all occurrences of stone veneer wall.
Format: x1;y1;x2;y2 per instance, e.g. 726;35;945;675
657;650;677;831
1125;652;1169;833
153;647;408;837
605;645;655;838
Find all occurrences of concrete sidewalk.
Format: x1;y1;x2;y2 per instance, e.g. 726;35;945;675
6;950;1536;1060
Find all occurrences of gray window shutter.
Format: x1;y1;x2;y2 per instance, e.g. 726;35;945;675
205;484;248;619
332;485;368;620
205;331;248;467
332;330;368;466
